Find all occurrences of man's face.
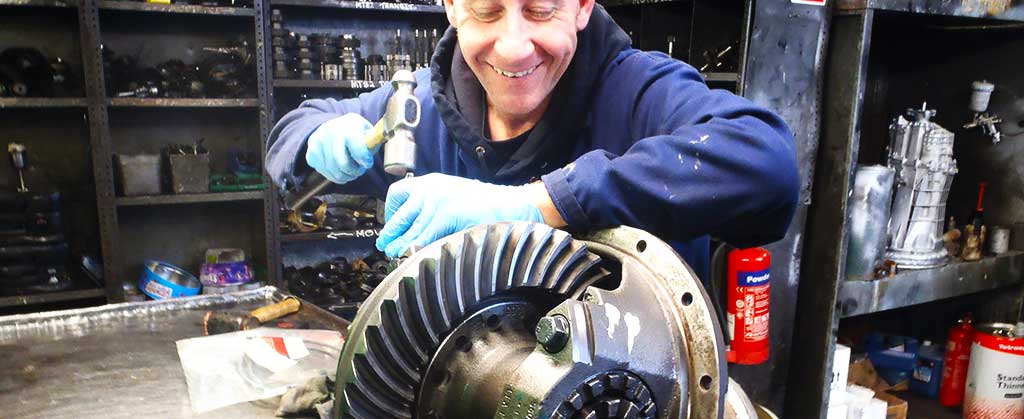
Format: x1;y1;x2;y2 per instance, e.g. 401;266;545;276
445;0;594;120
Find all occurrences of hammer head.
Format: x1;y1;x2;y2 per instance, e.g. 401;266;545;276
203;310;260;335
381;70;420;177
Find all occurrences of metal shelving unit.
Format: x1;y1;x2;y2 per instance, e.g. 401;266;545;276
0;97;88;108
0;2;102;310
281;228;380;243
599;0;747;92
0;0;75;8
270;0;444;13
273;79;386;90
0;288;107;308
78;0;276;303
838;252;1024;318
107;97;260;107
702;72;739;82
98;0;256;16
602;0;680;7
837;0;1024;22
790;5;1024;418
260;0;447;282
2;0;288;309
115;191;265;206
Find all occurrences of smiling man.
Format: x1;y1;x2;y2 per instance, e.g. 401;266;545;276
266;0;799;280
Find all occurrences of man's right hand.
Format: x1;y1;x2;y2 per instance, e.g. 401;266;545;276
305;113;376;184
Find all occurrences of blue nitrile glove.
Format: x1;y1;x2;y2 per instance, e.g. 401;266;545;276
375;173;545;257
305;113;376;184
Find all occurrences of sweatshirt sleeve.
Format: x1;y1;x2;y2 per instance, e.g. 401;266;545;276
264;85;394;196
541;52;799;248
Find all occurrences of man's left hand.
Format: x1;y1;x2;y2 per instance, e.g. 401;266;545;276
375;173;546;257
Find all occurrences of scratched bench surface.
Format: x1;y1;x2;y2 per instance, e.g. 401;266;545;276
0;287;348;419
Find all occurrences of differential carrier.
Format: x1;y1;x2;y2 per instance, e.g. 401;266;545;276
333;222;731;419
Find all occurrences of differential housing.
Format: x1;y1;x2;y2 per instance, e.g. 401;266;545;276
333;222;729;419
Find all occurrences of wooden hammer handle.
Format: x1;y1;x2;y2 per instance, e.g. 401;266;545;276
250;297;301;323
363;118;387;150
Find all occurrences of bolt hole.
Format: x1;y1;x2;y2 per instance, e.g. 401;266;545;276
636;240;647;253
455;335;471;352
681;292;693;306
485;315;501;330
1019;120;1024;128
700;375;713;390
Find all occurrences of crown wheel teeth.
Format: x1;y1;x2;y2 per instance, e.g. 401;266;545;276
337;222;604;418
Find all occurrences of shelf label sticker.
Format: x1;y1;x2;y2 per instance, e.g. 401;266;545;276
792;0;826;5
348;1;423;11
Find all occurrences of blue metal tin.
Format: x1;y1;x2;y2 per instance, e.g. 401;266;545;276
139;260;201;300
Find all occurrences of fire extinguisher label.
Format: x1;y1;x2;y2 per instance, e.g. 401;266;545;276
737;269;770;286
736;269;770;342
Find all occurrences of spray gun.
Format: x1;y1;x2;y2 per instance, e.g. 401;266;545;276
7;142;27;193
285;70;420;221
963;80;1003;144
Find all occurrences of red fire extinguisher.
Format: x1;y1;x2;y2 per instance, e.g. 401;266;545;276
726;247;771;365
939;315;974;407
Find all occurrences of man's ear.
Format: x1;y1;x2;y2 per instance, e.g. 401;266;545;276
575;0;595;31
445;0;459;28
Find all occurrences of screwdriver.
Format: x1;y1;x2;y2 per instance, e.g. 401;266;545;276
972;181;986;230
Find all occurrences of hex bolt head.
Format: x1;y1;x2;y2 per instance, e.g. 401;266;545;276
535;314;570;353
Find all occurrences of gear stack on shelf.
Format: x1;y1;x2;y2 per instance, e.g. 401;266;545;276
270;8;290;78
268;8;441;84
338;34;362;81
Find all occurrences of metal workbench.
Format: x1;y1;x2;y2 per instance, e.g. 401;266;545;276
0;287;348;419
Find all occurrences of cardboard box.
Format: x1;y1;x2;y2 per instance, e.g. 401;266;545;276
873;392;908;419
849;356;879;388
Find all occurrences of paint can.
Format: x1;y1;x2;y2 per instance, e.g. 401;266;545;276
989;226;1010;255
964;323;1024;419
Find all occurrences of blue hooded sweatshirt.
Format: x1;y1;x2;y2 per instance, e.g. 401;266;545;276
265;5;799;281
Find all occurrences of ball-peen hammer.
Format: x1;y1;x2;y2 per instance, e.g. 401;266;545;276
286;70;420;213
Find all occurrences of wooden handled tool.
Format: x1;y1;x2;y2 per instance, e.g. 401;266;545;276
203;297;301;335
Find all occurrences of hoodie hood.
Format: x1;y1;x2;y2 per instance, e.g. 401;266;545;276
430;4;631;182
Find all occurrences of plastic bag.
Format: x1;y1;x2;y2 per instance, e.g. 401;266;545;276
175;328;343;414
